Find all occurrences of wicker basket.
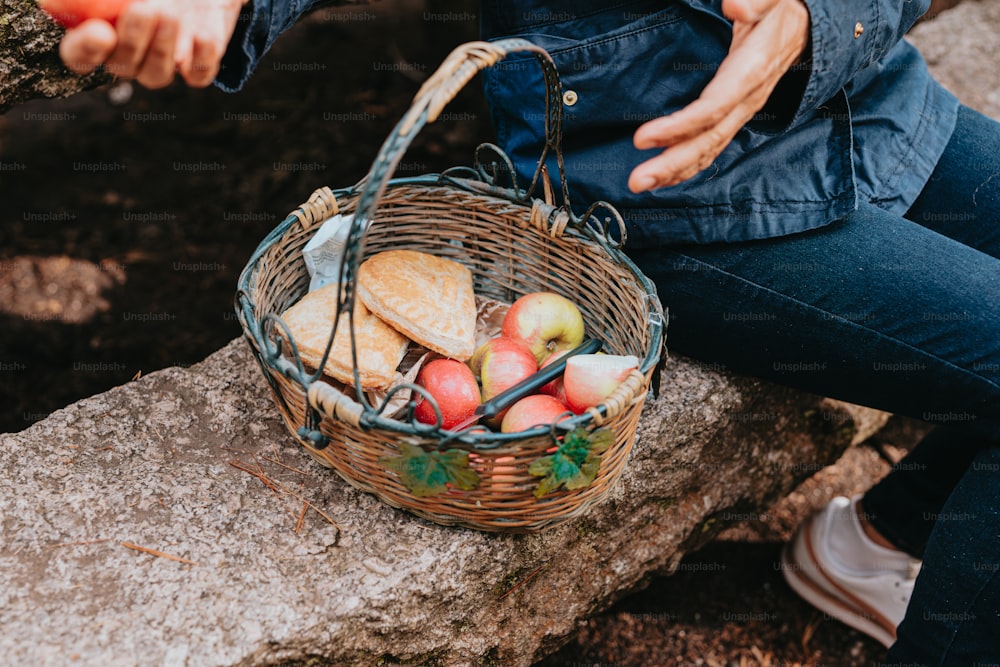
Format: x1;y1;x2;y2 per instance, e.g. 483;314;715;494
236;40;666;533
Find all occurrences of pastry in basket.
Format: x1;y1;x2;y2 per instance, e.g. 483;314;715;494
278;282;409;390
357;249;477;361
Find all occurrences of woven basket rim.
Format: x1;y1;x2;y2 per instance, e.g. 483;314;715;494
236;173;665;447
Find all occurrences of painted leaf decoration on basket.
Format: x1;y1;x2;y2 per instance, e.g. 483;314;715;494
528;427;614;498
380;442;480;497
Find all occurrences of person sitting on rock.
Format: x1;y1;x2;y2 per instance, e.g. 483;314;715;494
56;0;1000;661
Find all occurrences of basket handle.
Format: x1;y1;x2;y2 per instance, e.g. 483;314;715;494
399;39;569;212
335;38;569;307
583;369;648;426
317;39;573;410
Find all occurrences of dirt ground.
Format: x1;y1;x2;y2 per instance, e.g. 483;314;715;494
1;4;931;665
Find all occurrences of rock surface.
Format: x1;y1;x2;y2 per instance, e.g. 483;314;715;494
909;0;1000;119
0;0;111;114
0;339;886;667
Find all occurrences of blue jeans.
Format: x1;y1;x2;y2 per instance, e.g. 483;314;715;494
629;105;1000;663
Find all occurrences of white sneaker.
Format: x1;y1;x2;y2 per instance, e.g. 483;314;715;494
780;495;922;647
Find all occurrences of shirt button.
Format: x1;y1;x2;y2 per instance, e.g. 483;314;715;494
854;21;864;38
562;90;579;106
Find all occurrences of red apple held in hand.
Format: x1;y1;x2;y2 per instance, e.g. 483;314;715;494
39;0;132;28
501;291;585;365
563;354;639;413
413;358;481;430
500;394;572;433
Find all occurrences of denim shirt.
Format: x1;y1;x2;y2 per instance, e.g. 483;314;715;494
218;0;958;245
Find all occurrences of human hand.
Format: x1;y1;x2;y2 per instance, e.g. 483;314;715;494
57;0;247;89
627;0;810;193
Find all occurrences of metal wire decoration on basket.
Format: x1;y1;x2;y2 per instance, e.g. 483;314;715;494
236;39;667;533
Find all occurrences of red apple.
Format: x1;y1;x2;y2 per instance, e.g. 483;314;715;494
563;354;639;413
501;291;585;365
412;358;481;430
39;0;132;28
500;394;572;433
469;336;537;426
538;349;571;407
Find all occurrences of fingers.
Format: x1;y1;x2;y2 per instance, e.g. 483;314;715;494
628;141;715;194
179;26;228;87
628;0;809;192
137;15;180;88
177;39;217;87
633;50;773;151
634;96;728;151
104;6;157;78
104;5;178;89
55;1;243;90
179;1;244;87
58;19;118;75
628;90;766;192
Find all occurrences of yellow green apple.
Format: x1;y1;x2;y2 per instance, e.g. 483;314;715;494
501;292;585;365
